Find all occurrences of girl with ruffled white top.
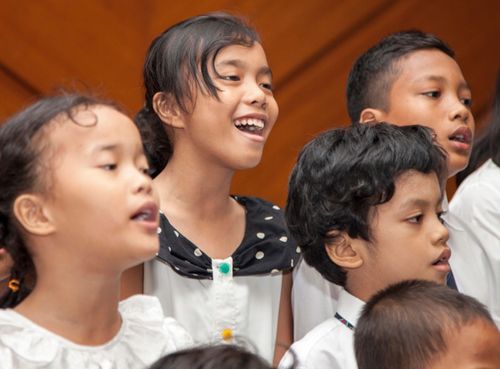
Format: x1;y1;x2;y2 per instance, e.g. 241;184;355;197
0;95;192;369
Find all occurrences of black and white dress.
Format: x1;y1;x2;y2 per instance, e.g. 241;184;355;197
144;196;300;362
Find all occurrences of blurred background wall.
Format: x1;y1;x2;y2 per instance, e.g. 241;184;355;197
1;0;499;204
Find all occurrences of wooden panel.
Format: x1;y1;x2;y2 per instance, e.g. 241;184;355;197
0;66;38;122
232;0;500;205
1;0;498;206
0;0;147;111
147;0;394;88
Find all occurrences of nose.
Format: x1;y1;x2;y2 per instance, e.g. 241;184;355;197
433;217;450;246
133;168;153;195
244;80;267;109
448;98;471;124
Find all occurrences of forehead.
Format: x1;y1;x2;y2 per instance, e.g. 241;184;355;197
47;105;140;150
373;170;441;215
214;42;269;67
392;49;467;88
431;321;500;368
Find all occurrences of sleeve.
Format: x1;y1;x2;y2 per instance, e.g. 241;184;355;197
449;179;500;327
161;317;194;350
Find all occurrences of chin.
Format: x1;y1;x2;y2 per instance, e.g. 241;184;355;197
134;240;160;261
449;158;469;177
231;155;263;170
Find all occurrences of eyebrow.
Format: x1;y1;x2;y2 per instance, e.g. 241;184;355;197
415;75;471;91
91;143;119;154
216;59;273;78
399;195;443;212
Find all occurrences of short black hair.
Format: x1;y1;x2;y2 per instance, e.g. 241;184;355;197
354;279;495;369
346;30;454;123
136;12;261;176
149;344;278;369
285;122;447;286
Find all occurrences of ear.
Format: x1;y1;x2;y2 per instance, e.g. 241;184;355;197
359;108;385;123
13;194;55;236
324;230;364;270
152;92;185;129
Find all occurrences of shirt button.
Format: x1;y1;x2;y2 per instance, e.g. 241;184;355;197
219;262;231;275
221;328;233;341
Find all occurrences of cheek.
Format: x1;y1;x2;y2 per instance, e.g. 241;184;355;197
267;99;279;127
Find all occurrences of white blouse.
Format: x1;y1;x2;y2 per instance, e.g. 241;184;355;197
0;295;193;369
145;257;282;363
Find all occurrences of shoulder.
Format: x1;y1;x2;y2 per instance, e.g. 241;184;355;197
283;318;350;368
236;195;292;240
0;309;62;367
450;161;500;220
452;161;500;203
120;294;193;350
237;195;285;220
234;196;301;272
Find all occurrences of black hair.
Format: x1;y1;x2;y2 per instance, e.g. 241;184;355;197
456;68;500;184
354;279;495;369
135;12;261;177
149;344;286;369
0;94;118;308
285;122;447;286
346;30;454;123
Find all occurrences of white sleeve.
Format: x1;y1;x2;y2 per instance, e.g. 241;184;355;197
449;177;500;327
292;258;342;340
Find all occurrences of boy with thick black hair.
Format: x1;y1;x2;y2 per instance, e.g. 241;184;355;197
355;280;500;369
292;30;478;339
280;122;449;369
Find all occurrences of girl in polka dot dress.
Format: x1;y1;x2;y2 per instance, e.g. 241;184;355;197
129;12;299;364
0;95;192;369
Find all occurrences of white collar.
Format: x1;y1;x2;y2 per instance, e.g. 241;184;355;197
336;288;365;329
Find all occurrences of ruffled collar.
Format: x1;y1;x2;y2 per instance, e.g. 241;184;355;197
156;196;300;279
0;295;192;368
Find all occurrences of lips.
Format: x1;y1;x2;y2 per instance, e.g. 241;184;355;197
448;126;472;145
233;114;267;136
131;202;159;226
432;247;451;267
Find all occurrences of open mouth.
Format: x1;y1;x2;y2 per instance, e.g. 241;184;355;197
449;127;472;145
234;118;265;135
131;203;158;223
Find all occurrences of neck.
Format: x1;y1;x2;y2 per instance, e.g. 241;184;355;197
344;272;373;303
155;150;236;218
15;265;122;346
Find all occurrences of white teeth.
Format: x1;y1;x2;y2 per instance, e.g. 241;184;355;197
234;118;265;130
134;211;151;221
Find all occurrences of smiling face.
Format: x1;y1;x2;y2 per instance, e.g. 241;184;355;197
37;105;159;273
378;49;475;177
355;171;450;297
428;320;500;369
177;42;279;170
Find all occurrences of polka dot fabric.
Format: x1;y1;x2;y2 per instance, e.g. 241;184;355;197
156;196;300;279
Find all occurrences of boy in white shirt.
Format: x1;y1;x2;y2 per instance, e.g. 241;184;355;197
292;30;475;339
280;122;450;369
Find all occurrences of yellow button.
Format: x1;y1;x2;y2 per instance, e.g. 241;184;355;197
221;328;233;341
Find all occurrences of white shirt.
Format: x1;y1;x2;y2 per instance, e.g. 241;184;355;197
280;288;364;369
0;295;193;369
448;159;500;327
292;257;342;340
144;257;282;363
